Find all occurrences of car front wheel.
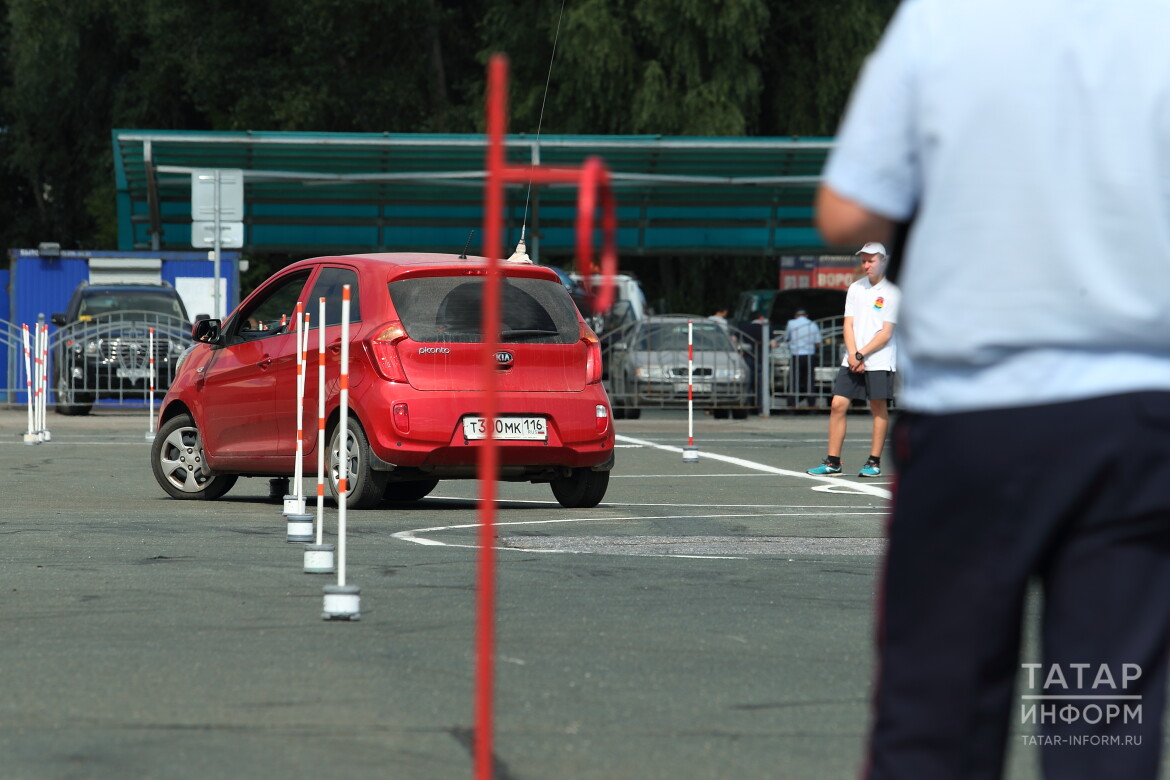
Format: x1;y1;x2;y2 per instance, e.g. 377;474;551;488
328;416;389;510
551;468;609;509
151;413;237;500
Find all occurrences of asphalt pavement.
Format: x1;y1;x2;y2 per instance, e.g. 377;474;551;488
0;405;1079;779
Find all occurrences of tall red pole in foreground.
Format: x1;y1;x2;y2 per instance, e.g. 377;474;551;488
475;55;506;780
476;54;619;780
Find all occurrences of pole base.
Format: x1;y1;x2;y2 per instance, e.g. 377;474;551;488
323;584;361;621
682;445;699;463
286;513;314;543
282;494;306;516
304;544;336;574
22;433;39;445
144;431;156;442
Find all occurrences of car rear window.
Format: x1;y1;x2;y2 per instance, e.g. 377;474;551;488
389;275;579;344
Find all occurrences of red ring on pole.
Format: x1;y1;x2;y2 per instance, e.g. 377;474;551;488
575;157;617;315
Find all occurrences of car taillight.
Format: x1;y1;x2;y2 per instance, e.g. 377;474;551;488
595;403;609;434
582;323;602;384
370;321;408;382
392;401;410;434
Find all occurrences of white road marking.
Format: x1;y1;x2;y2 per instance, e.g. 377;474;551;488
391;435;890;558
614;434;892;500
392;510;882;558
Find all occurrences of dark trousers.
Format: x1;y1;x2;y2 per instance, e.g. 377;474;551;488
867;392;1170;780
788;354;817;402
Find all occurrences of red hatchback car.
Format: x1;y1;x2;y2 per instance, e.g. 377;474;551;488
149;252;615;509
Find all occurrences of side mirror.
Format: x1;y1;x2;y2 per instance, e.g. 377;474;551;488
192;318;222;344
50;313;67;327
194;313;210;322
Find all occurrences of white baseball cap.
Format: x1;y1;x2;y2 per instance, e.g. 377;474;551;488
855;242;887;257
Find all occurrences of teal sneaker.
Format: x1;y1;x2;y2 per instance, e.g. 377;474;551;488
858;460;881;478
807;459;842;476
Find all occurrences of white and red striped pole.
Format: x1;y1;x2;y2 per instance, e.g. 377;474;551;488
21;324;37;444
323;285;359;618
302;295;336;572
284;302;308;517
36;321;49;441
295;304;308;499
316;297;326;537
146;327;156;440
286;302;315;541
683;320;698;462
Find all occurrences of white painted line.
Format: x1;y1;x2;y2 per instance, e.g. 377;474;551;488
392;510;881;559
614;434;893;500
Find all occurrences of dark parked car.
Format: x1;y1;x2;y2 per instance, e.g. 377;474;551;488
50;281;194;415
150;252;616;509
732;287;847;335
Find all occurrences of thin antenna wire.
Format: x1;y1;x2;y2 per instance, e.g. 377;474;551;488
519;0;568;245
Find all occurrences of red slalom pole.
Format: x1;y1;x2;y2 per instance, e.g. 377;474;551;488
474;53;621;778
474;53;508;780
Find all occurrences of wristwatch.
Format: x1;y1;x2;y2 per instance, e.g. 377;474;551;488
855;351;865;362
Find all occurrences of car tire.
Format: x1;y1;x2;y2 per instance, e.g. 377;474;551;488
712;408;730;419
151;412;237;500
328;416;389;510
626;408;641;420
383;479;439;503
551;468;609;509
731;408;749;420
54;371;93;416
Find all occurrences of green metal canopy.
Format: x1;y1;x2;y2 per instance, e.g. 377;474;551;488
113;130;833;261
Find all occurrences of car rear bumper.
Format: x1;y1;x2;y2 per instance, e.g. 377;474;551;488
357;385;615;471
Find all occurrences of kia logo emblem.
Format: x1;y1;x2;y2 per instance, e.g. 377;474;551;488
495;350;514;366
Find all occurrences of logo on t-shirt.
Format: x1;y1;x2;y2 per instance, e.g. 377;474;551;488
874;297;885;311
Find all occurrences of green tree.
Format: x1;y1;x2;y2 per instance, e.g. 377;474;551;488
762;0;900;135
479;0;769;135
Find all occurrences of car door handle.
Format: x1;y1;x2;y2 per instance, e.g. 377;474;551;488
328;340;343;355
257;357;273;369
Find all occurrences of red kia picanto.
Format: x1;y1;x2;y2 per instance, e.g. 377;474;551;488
149;252;615;508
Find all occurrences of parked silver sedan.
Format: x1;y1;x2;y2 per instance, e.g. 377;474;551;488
607;315;751;419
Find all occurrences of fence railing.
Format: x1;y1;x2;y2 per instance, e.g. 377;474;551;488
600;314;895;416
0;313;191;414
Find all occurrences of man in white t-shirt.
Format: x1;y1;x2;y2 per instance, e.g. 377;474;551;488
806;242;899;478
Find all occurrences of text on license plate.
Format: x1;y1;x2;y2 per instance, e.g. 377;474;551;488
462;416;547;441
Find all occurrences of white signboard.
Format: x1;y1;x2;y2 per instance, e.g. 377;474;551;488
191;169;244;221
191;221;244;249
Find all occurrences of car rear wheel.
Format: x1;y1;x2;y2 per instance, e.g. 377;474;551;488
328;416;389;510
54;372;93;416
383;479;439;503
551;468;609;509
151;413;237;500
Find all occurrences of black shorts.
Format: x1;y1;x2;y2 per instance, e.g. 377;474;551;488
831;367;895;401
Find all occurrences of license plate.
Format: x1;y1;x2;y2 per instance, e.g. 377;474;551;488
117;368;151;380
462;416;547;441
674;382;711;394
